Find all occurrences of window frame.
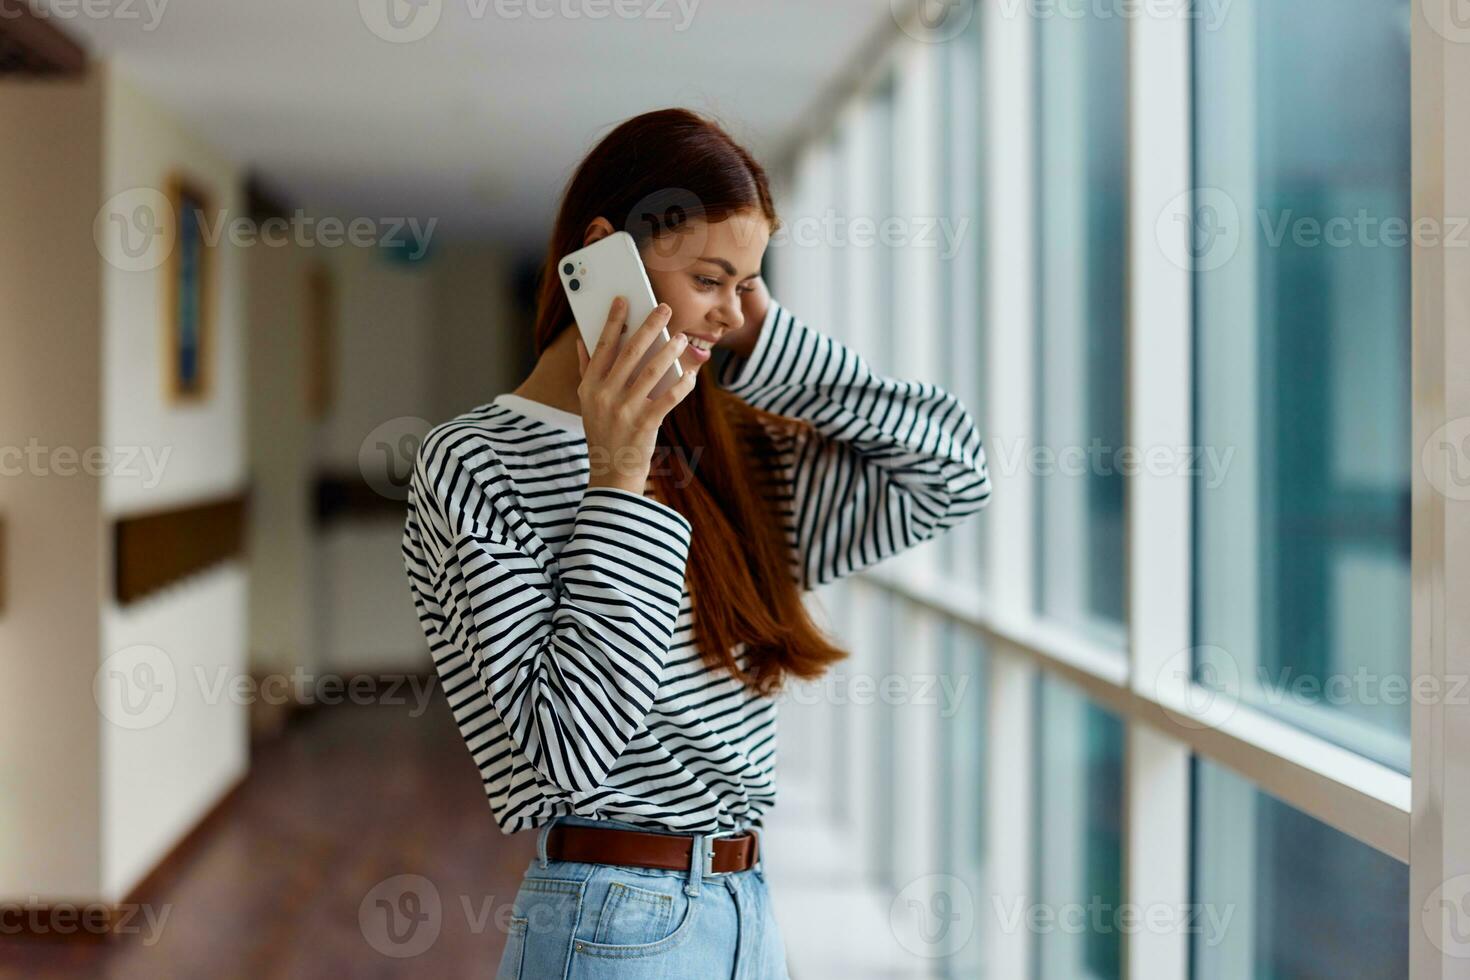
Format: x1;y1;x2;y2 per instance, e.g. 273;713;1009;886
767;0;1468;976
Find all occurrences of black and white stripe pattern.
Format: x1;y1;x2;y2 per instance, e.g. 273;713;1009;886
400;298;991;835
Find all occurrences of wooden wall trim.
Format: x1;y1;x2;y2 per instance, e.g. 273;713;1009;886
113;492;250;605
313;471;406;528
0;3;87;75
244;172;293;223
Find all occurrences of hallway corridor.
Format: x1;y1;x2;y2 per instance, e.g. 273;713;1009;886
4;0;1468;975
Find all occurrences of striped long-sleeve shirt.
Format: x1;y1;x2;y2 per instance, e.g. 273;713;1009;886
400;297;991;835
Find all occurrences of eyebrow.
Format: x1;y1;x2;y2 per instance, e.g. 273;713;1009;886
696;257;760;279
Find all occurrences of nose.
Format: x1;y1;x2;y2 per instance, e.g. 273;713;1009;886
712;295;743;332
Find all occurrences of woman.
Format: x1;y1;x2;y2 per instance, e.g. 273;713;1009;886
400;107;991;979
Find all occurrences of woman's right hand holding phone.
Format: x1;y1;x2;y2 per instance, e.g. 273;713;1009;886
575;296;699;496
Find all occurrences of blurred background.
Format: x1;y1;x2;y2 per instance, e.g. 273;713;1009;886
0;0;1455;976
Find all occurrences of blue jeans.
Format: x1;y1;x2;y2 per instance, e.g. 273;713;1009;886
495;814;790;979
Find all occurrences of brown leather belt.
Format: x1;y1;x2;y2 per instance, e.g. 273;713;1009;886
545;823;760;876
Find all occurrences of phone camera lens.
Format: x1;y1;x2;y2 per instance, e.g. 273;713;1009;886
563;262;574;275
568;278;580;291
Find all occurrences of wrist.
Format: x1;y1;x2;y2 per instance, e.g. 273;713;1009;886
587;472;651;496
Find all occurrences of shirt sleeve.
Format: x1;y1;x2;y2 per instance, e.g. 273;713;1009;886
401;429;692;795
716;296;992;590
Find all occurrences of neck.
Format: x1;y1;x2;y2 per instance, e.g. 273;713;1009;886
512;325;583;416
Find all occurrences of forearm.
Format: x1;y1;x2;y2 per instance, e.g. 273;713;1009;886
717;296;992;587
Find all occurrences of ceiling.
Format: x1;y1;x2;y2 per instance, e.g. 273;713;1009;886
50;0;893;247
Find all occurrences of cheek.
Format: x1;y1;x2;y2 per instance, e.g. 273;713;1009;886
670;306;706;335
661;287;715;334
647;276;691;324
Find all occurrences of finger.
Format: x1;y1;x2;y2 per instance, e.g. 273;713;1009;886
627;331;689;402
589;296;627;378
608;303;674;388
648;357;700;416
576;336;589;377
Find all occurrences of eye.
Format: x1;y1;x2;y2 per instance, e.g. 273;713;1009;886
693;275;720;290
737;280;757;294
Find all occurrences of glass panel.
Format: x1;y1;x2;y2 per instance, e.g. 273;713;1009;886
1191;0;1412;770
874;75;898;375
939;623;987;980
938;11;989;589
1192;758;1408;978
1033;676;1124;980
1034;0;1127;645
874;590;899;888
824;132;846;357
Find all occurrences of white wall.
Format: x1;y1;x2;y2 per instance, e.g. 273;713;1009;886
430;241;529;424
312;241;528;673
0;72;106;902
318;245;434;474
245;239;316;681
0;62;532;906
315;245;434;672
98;63;249;903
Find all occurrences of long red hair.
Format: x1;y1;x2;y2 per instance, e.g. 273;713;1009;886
531;108;847;696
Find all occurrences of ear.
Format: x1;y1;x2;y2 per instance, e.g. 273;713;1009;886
582;217;616;247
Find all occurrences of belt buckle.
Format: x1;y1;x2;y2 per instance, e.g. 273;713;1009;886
701;828;746;878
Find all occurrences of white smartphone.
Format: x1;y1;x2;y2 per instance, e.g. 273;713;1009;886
558;231;683;401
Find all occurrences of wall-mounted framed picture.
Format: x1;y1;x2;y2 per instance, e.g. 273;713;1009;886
164;173;215;403
304;261;336;419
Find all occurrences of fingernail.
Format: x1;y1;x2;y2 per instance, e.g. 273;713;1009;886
676;334;688;347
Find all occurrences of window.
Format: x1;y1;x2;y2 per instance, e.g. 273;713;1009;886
873;76;898;376
939;624;987;980
1034;1;1128;645
765;0;1450;973
1192;759;1408;977
1033;676;1124;980
874;590;900;887
938;14;988;589
1192;0;1413;770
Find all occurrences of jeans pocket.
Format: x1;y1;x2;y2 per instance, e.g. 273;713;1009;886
572;872;699;959
592;880;675;945
495;915;527;980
